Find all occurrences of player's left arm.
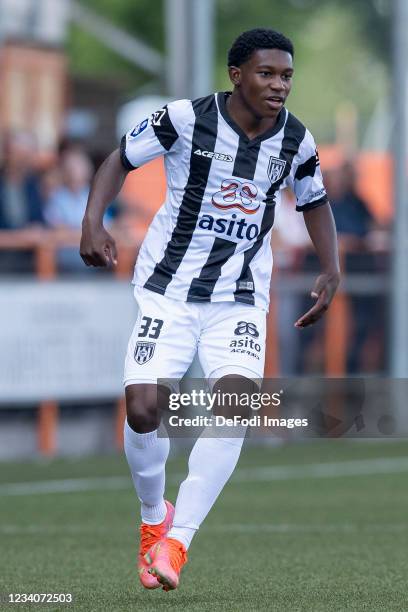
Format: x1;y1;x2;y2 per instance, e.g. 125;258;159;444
295;203;340;328
288;129;340;327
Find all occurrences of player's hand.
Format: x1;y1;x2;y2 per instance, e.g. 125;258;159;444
80;221;118;267
294;271;340;328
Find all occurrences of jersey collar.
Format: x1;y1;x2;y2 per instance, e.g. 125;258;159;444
217;91;287;144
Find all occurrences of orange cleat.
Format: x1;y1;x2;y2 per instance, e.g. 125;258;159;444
138;501;174;589
146;537;188;591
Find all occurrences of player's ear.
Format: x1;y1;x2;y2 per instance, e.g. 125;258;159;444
228;66;241;87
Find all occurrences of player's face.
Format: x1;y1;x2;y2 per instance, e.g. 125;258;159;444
229;48;294;119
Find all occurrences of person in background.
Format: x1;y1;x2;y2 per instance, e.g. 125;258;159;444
44;148;119;272
328;161;375;245
45;148;120;229
295;161;380;374
0;130;45;230
40;163;62;204
326;161;384;373
45;149;94;229
0;130;46;273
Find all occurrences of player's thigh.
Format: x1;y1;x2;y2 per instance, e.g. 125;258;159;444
198;302;266;383
124;287;198;387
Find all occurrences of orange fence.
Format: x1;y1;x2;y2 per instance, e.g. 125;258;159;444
0;227;137;280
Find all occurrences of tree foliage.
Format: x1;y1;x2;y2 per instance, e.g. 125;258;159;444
67;0;391;140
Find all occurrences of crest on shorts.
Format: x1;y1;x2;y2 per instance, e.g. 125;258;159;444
267;156;286;184
134;341;155;365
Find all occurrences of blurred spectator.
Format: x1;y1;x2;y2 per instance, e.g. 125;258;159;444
291;161;387;375
44;148;119;272
44;149;93;228
0;130;46;273
40;164;62;203
44;148;119;229
327;161;375;246
325;161;386;374
0;130;45;230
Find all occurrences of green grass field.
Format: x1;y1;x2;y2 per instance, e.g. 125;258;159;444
1;440;408;611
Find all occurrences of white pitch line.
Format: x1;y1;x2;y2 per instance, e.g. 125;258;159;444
232;456;408;482
0;476;130;496
1;456;408;497
209;523;408;534
1;523;408;536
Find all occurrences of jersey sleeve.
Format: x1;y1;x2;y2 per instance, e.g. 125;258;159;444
120;99;190;170
288;129;329;212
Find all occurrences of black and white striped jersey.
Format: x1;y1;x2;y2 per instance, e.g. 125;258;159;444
121;92;328;311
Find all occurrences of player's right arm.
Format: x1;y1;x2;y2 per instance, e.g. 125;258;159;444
80;149;126;267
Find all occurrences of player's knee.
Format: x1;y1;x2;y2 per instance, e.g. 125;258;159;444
125;383;170;433
212;374;257;419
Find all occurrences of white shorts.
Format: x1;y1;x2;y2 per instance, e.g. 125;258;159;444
123;287;266;387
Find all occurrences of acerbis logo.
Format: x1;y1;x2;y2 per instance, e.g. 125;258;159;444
194;149;233;162
198;212;259;241
212;179;260;214
309;188;326;200
229;337;261;357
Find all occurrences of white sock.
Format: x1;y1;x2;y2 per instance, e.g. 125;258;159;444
124;420;169;525
167;429;246;549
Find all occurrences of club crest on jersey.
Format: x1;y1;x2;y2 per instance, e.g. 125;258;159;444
151;109;167;126
212;179;259;214
267;156;286;184
130;119;148;138
134;341;155;365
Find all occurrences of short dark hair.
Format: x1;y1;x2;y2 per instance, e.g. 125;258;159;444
227;28;294;67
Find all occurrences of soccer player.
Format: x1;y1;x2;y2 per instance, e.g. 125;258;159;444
80;28;340;591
